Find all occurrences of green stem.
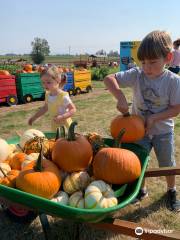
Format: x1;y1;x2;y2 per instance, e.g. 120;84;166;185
114;128;126;148
34;144;43;172
55;126;65;140
68;121;78;141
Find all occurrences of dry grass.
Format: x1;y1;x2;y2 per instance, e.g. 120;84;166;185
0;81;180;240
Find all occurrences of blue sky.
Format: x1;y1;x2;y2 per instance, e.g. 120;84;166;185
0;0;179;54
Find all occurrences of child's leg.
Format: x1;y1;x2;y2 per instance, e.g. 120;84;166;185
153;132;180;211
131;136;152;202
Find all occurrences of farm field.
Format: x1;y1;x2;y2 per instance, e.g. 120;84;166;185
0;81;180;240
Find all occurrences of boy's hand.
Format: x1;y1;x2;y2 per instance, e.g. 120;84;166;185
117;99;129;114
145;115;156;134
54;115;65;124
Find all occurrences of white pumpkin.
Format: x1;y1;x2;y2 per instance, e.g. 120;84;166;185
0;162;11;178
85;180;118;209
21;152;39;169
0;138;9;162
51;191;69;205
63;171;90;194
69;191;85;208
19;129;45;148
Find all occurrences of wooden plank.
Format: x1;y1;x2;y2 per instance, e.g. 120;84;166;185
145;167;180;177
89;219;180;240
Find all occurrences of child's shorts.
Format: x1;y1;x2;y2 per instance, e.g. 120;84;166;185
136;132;176;167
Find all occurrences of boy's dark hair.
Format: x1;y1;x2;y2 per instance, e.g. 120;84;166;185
137;30;172;61
173;38;180;48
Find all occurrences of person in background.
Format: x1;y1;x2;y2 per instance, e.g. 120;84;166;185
104;30;180;212
168;38;180;74
28;66;76;132
128;57;137;69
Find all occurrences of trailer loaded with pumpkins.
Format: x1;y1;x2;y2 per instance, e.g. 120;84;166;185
0;65;92;106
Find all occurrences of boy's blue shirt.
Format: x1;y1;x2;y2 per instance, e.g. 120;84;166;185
115;67;180;135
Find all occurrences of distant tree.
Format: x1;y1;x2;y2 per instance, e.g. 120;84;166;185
108;50;119;57
31;37;50;64
95;49;107;56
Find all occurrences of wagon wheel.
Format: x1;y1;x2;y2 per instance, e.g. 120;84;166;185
5;206;37;223
23;94;33;103
86;85;92;93
75;87;81;95
6;95;18;106
68;90;74;96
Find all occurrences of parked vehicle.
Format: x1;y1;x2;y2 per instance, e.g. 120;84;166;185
0;75;18;106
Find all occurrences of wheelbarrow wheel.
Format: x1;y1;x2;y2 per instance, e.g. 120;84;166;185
5;206;37;223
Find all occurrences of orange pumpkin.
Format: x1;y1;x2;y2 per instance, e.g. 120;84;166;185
52;122;93;172
16;147;61;199
23;64;32;72
63;68;69;72
9;152;26;170
0;70;10;75
110;114;145;143
38;66;45;72
0;169;19;188
93;129;141;184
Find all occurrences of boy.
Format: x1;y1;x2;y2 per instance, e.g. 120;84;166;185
104;30;180;211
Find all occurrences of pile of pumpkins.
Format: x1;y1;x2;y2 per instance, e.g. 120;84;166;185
0;115;145;209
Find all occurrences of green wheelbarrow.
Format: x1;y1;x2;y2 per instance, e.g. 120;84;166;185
0;133;150;238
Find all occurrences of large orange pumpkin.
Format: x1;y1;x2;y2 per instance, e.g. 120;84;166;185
16;147;61;199
93;129;141;184
110;114;145;143
52;122;93;172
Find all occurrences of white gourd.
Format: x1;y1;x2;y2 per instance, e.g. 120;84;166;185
69;191;85;208
0;138;9;162
85;180;118;209
19;129;45;148
63;171;90;194
51;191;69;205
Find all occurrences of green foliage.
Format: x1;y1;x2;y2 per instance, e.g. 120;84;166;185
91;67;110;80
31;52;45;64
0;64;22;74
31;37;50;64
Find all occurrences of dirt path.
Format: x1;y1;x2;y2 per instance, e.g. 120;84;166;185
0;88;106;116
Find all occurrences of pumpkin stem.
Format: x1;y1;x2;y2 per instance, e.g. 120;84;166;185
55;126;65;140
114;128;126;148
123;112;130;117
0;166;7;177
0;166;12;182
68;121;78;141
34;144;43;172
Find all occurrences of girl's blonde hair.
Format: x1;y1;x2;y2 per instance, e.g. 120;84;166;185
41;66;67;88
137;30;173;61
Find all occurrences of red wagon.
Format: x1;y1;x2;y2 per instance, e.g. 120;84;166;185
0;75;18;106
